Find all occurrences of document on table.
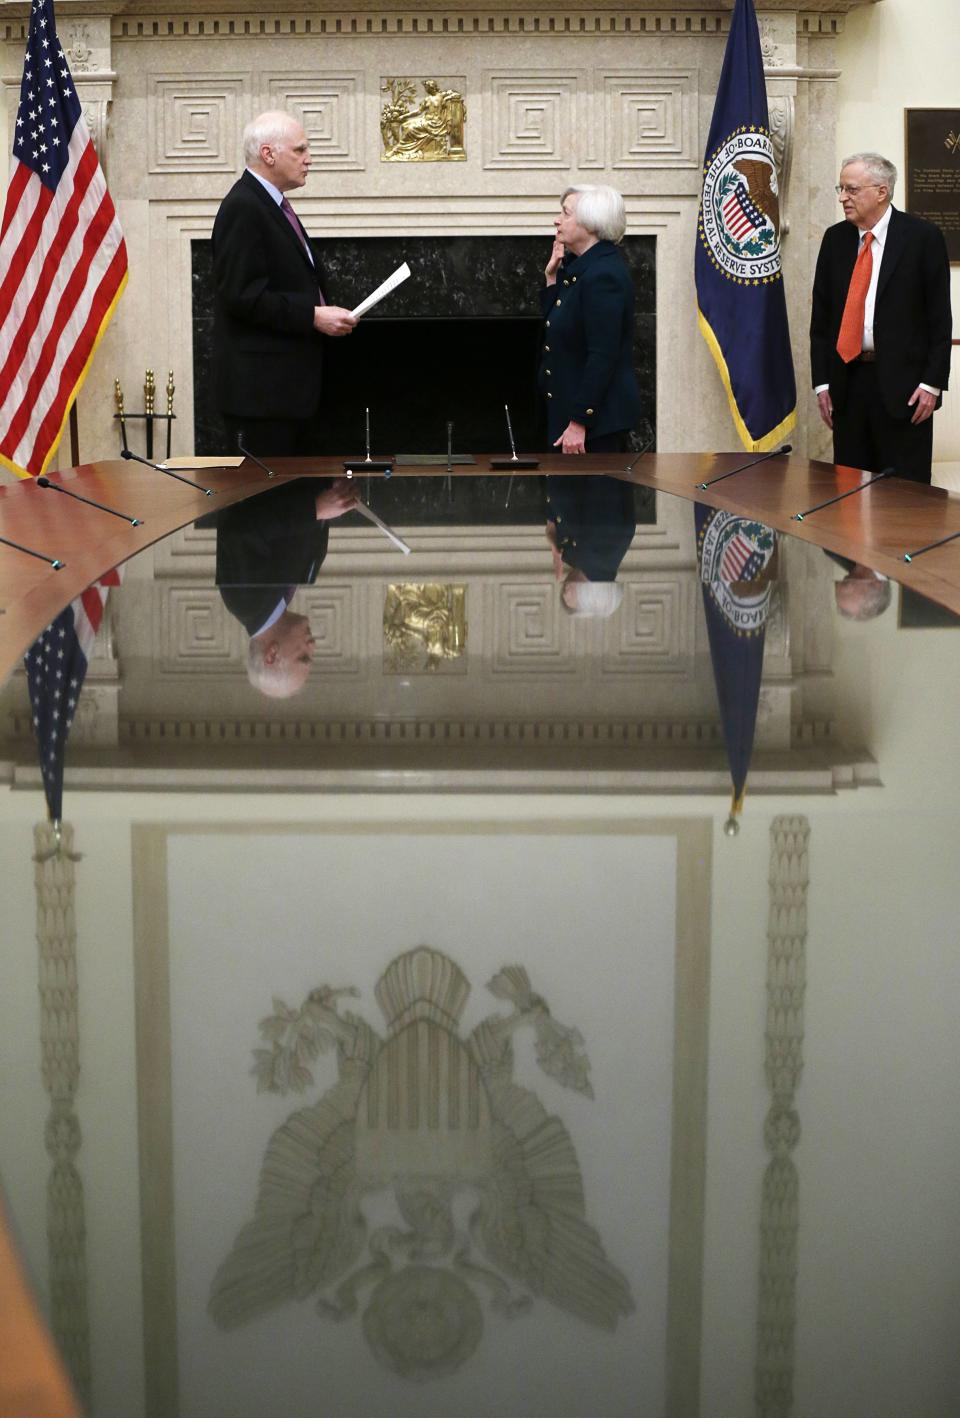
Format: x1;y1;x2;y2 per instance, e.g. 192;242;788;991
350;262;411;319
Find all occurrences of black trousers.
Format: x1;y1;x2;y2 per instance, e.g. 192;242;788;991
832;362;934;484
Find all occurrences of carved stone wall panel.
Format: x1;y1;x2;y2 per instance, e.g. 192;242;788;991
488;581;576;673
601;576;696;675
601;70;698;170
148;74;249;173
482;71;589;170
159;588;240;671
263;72;365;169
297;583;363;675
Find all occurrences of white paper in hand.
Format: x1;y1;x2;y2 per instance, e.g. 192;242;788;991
350;262;411;319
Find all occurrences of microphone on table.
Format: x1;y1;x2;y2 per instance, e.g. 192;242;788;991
622;429;656;473
793;468;894;521
37;476;142;526
236;440;276;479
697;443;792;490
120;447;214;496
0;534;65;569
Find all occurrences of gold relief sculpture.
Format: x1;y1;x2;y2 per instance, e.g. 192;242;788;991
383;582;466;672
210;947;633;1378
380;77;466;162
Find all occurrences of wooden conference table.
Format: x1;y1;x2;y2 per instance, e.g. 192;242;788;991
2;450;959;681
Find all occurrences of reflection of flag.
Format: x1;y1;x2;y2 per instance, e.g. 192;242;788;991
24;570;120;821
0;0;127;480
695;503;776;821
695;0;796;452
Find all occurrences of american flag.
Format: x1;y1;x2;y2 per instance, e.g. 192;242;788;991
24;567;120;822
0;0;127;481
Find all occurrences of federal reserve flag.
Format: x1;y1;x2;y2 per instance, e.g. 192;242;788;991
695;0;796;452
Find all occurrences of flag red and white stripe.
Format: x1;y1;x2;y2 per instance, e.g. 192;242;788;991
0;0;127;480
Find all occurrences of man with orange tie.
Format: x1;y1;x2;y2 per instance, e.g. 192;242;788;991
212;111;357;458
810;152;952;483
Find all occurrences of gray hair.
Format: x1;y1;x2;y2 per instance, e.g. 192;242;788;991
561;578;624;618
562;185;627;243
834;574;892;622
243;111;300;167
247;633;305;698
840;151;897;196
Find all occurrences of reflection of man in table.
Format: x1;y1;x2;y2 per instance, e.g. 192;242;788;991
216;478;357;697
212;110;356;457
810;151;952;483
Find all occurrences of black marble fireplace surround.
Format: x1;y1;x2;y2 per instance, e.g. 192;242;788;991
192;235;655;524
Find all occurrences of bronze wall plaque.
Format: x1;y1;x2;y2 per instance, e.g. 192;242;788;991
905;108;960;262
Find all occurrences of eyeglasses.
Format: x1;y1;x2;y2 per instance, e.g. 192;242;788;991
835;183;881;196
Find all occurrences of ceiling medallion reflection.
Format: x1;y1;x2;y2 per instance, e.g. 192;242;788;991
380;77;467;161
209;946;634;1377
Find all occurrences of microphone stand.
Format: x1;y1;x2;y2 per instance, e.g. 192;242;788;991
904;529;960;563
0;535;64;570
697;443;792;490
237;441;275;479
793;469;893;521
37;476;142;526
121;448;214;495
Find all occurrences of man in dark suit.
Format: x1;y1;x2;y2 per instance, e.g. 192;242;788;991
215;477;357;697
810;151;952;483
212;110;356;458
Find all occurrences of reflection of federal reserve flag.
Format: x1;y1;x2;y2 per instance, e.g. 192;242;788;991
694;0;796;452
695;501;776;820
351;262;411;319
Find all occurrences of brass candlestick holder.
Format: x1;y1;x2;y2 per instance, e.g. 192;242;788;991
113;367;176;460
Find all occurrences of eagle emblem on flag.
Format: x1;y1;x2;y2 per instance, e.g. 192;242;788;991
700;130;782;282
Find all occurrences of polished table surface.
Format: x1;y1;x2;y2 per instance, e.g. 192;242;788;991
3;451;960;680
1;457;959;1418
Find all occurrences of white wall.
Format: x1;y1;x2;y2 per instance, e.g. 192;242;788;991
835;0;960;319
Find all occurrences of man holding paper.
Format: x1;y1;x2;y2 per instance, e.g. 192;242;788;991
213;110;356;457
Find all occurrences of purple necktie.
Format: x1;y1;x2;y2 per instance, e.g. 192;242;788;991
279;196;324;300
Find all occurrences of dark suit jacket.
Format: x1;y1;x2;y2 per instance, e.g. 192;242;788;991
810;207;952;419
216;478;330;636
212;171;329;420
538;241;641;444
545;475;636;581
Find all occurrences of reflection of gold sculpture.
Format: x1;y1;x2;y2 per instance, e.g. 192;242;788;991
384;583;466;671
380;78;466;162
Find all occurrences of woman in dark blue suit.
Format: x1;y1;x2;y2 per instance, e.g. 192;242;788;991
540;185;640;615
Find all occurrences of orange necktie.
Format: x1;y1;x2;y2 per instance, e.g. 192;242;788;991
836;230;874;364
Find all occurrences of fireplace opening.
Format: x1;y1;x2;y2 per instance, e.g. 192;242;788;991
192;234;655;524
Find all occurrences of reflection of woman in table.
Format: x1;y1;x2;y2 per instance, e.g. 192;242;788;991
545;474;635;618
